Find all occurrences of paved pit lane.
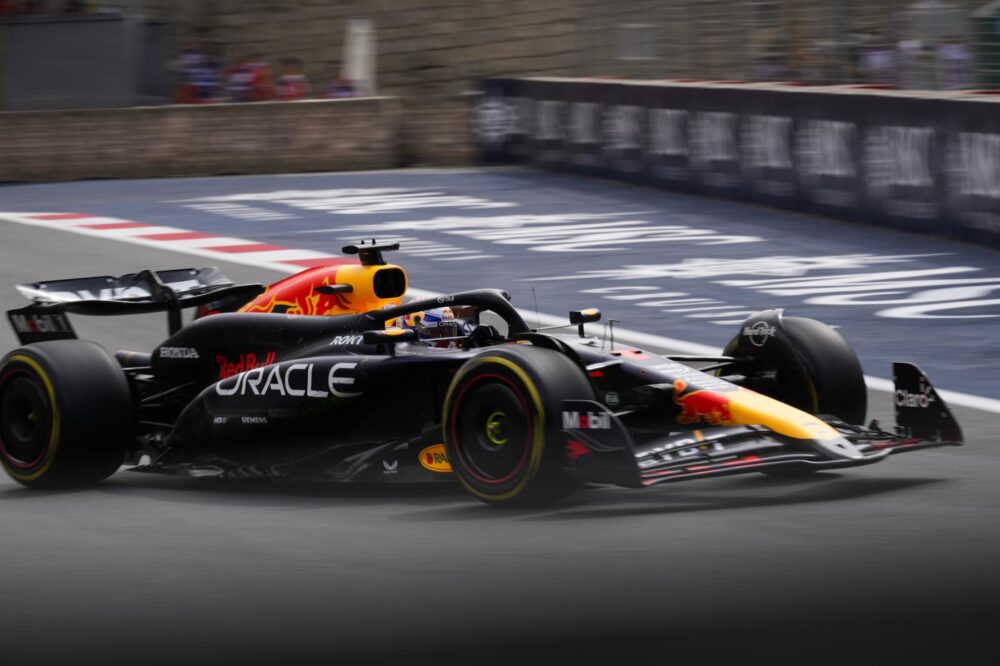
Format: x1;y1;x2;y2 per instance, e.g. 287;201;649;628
1;171;998;664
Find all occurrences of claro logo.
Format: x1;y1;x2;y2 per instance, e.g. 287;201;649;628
895;383;935;409
215;362;360;398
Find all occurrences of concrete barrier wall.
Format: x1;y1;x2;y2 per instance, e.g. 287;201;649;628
478;77;1000;248
0;94;475;182
400;93;478;166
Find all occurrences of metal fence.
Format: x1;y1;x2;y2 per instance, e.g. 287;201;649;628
576;0;1000;90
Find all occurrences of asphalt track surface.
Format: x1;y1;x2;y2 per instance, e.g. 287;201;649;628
1;172;998;664
1;167;999;398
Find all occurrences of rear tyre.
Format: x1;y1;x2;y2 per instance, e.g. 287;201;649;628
443;345;594;507
0;341;132;488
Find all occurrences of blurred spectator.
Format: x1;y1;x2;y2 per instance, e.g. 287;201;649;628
224;53;274;102
753;53;785;81
897;39;936;90
798;40;839;85
938;36;973;90
176;39;223;104
224;55;256;102
324;61;357;98
751;41;786;81
247;53;274;101
275;57;312;100
859;36;897;85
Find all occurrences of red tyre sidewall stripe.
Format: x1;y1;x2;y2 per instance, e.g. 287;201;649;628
0;367;51;469
449;372;532;486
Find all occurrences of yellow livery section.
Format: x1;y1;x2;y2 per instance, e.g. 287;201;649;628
419;444;452;473
333;264;408;313
239;263;408;317
727;389;841;441
673;378;840;441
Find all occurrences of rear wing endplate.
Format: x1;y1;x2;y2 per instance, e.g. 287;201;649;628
7;268;263;344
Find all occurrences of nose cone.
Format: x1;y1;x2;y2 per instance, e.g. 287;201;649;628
807;435;866;460
723;388;865;460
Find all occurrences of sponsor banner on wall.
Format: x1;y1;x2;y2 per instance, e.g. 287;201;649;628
943;100;1000;245
476;78;1000;247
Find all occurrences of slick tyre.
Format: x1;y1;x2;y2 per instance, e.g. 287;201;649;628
443;345;595;507
0;341;132;488
724;316;866;425
723;316;866;478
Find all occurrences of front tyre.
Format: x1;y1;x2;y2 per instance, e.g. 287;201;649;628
723;313;866;478
0;341;132;488
443;345;594;507
724;316;866;425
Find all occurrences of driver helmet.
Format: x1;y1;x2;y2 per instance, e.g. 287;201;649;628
398;307;463;346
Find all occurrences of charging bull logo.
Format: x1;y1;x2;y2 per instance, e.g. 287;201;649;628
242;270;353;317
243;287;352;316
673;379;735;426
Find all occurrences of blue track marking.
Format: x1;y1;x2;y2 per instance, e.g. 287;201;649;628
2;168;998;398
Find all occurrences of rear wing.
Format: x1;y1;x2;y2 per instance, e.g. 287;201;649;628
6;268;264;344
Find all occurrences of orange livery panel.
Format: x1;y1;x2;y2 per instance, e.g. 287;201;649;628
240;263;408;316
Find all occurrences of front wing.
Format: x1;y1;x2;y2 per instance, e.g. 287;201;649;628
561;362;963;488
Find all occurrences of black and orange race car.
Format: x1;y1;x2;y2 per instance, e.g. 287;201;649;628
0;241;963;505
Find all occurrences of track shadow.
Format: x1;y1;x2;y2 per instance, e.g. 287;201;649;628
0;471;945;517
90;473;469;509
394;474;945;522
0;472;468;509
0;484;105;501
525;476;943;521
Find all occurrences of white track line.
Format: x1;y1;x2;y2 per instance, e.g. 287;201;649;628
3;211;999;415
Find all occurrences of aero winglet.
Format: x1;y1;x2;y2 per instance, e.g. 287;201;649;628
893;362;963;443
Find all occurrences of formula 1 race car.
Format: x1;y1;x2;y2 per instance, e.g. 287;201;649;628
0;241;963;506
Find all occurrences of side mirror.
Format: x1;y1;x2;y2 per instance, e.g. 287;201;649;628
363;328;418;355
314;284;353;295
569;308;601;337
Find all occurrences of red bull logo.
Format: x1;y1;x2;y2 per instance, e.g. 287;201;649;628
243;287;352;316
241;267;354;317
216;352;277;379
673;379;735;426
